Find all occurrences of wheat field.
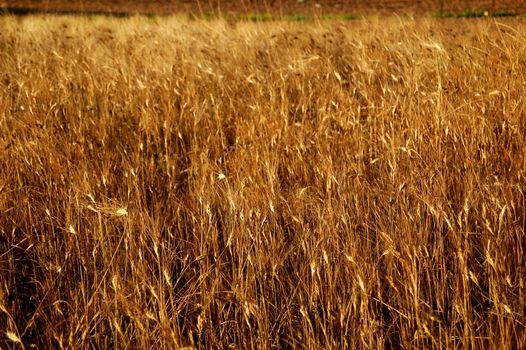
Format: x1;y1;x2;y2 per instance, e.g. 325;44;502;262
0;15;525;349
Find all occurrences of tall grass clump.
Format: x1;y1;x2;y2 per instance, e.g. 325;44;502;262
0;15;525;349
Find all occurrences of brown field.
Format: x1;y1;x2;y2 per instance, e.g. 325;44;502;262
2;0;526;15
1;14;526;349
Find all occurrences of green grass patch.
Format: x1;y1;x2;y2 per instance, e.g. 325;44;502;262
318;14;357;21
432;10;454;18
186;12;357;22
286;14;310;22
244;13;274;22
491;11;517;17
458;9;486;18
432;9;518;19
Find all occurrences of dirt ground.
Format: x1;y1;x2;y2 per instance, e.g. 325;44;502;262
1;0;526;16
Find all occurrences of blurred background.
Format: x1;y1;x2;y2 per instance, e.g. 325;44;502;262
1;0;526;16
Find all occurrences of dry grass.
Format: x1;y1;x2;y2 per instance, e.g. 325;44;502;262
1;14;525;349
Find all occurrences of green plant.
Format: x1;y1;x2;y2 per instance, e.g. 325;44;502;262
458;9;486;18
433;9;454;18
246;13;274;22
491;11;516;17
